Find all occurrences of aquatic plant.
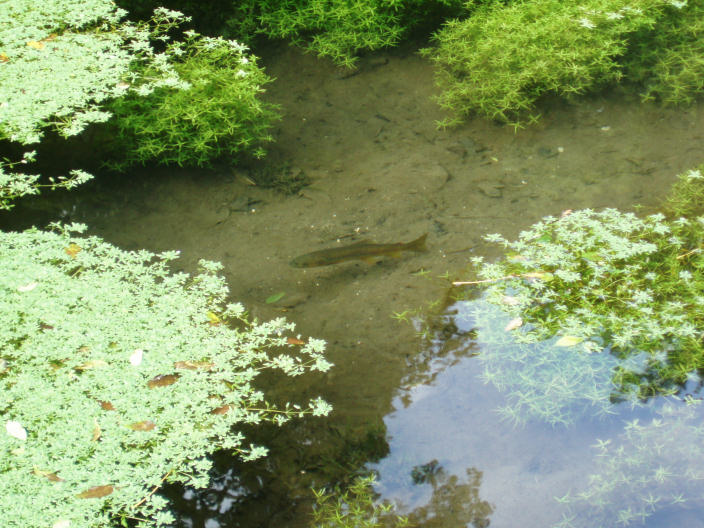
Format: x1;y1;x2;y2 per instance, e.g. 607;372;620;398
625;0;704;106
423;0;695;127
1;224;332;527
311;474;410;528
104;29;280;169
552;399;704;527
0;152;92;211
0;1;188;144
117;0;466;67
456;298;624;426
463;166;704;402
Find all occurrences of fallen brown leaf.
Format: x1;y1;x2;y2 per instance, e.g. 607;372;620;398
76;485;113;499
129;420;156;431
147;374;179;388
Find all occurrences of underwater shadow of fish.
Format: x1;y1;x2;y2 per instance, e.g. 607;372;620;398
289;233;428;268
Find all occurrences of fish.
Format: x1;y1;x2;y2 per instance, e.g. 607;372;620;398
290;233;428;268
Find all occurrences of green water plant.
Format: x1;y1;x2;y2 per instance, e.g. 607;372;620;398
552;399;704;528
624;0;704;106
118;0;466;67
455;298;623;426
104;29;280;169
311;474;410;528
423;0;693;127
0;1;188;144
0;152;92;211
1;223;332;527
457;165;704;416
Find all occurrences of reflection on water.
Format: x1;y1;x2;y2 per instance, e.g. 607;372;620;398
370;296;704;528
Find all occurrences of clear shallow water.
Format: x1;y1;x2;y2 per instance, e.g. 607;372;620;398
2;43;704;528
370;298;704;528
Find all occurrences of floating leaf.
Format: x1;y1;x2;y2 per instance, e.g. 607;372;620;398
0;52;9;63
265;292;286;304
76;485;113;499
130;420;156;431
211;404;231;415
287;337;306;345
504;317;523;331
174;360;213;370
33;468;62;482
26;40;44;50
6;420;27;440
91;419;101;442
17;281;37;292
147;374;179;388
75;360;108;371
555;335;583;347
99;400;115;411
65;243;81;258
206;311;221;326
129;349;143;366
40;322;54;331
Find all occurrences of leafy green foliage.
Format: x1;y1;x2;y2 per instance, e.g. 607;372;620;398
311;474;410;528
104;31;280;169
457;298;622;426
624;0;704;105
0;1;188;144
553;400;704;528
224;0;465;67
423;0;696;127
665;166;704;218
118;0;466;67
1;224;332;527
0;152;93;211
462;166;704;406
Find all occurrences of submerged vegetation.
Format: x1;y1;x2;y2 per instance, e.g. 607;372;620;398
461;166;704;408
311;474;410;528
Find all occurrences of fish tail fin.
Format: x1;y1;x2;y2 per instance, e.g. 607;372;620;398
406;233;428;253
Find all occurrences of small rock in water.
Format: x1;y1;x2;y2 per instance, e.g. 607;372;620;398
426;164;450;189
478;181;504;198
537;146;558;158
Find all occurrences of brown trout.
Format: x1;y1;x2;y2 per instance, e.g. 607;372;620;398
290;233;428;268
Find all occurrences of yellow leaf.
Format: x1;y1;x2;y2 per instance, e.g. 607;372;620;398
206;311;221;326
33;468;63;482
0;52;9;62
130;420;155;431
91;419;101;442
555;335;583;347
174;360;214;370
26;40;44;50
65;243;81;258
74;360;108;371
